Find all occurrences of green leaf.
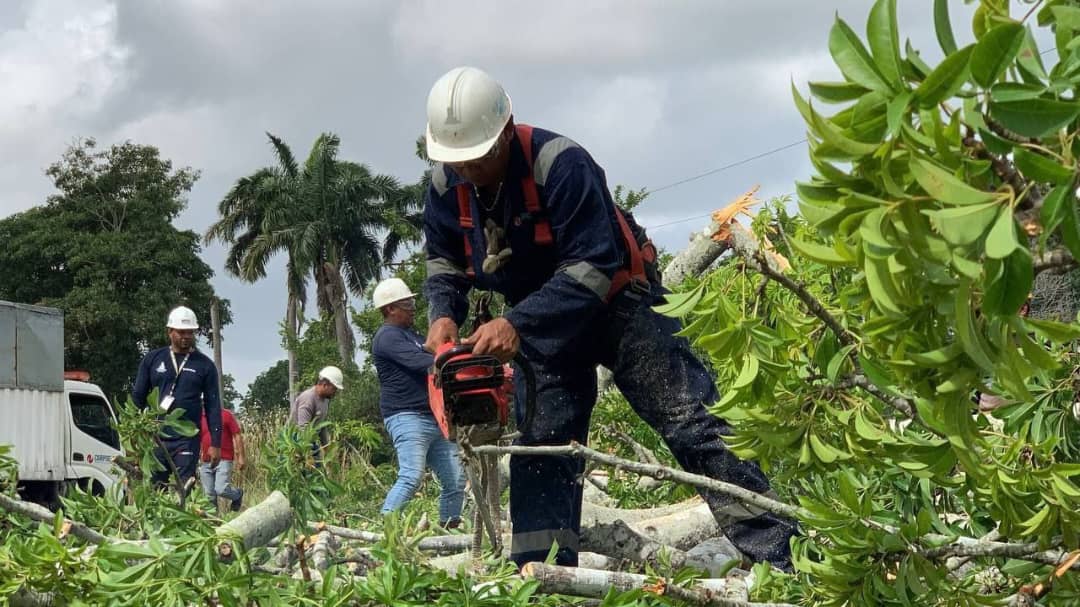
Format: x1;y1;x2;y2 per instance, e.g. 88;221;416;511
829;15;891;92
983;248;1034;316
886;91;913;138
970;22;1025;87
905;40;933;79
1013;147;1076;185
933;0;958;55
989;97;1080;138
865;254;905;316
1016;29;1048;83
910;157;1000;206
1018;504;1051;536
1041;181;1071;243
809;432;849;463
1054;181;1080;261
923;202;1001;245
985;208;1019;259
914;45;975;108
732;355;759;390
653;283;704;317
1025;317;1080;342
809;102;881;156
1051;6;1080;31
853;410;887;441
955;279;996;372
989;82;1047;102
908;342;963;366
809;81;871;103
867;0;903;87
787;234;853;266
827;345;856;382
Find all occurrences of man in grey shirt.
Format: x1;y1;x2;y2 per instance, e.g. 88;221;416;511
288;366;344;458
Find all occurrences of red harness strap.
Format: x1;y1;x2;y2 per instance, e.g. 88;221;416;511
456;184;476;279
605;208;650;302
515;124;554;245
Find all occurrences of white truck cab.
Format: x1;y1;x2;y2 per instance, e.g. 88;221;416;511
0;301;125;508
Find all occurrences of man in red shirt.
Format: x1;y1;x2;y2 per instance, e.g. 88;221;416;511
199;407;245;512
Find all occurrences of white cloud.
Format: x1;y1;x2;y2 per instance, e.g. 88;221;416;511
0;0;129;214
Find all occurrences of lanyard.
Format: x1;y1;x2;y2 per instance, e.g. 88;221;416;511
168;351;191;397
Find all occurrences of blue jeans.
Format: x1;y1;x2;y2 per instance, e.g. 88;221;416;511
380;411;466;523
199;460;242;511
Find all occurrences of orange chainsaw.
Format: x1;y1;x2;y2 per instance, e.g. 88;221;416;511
428;342;535;444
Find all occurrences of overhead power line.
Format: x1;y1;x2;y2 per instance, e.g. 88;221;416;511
645;138;807;195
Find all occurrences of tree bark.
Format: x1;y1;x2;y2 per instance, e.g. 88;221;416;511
662;218;732;288
520;562;757;604
286;294;299;404
216;490;292;557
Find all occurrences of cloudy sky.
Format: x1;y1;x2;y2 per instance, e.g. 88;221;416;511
1;0;981;393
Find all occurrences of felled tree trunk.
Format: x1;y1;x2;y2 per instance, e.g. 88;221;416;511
521;562;749;602
217;490;292;558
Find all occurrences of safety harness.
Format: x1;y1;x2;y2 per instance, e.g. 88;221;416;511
454;124;658;303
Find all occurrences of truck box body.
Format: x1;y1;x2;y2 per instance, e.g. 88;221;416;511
1;301;67;481
0;388;67;481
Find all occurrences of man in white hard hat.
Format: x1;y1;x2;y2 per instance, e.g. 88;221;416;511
371;277;465;528
133;305;223;489
420;67;795;570
288;365;345;461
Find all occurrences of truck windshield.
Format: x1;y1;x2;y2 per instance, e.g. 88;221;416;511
69;394;121;450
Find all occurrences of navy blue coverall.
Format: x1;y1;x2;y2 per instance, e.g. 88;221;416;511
423;125;796;569
134;346;222;486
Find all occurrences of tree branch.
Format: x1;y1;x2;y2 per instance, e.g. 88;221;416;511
1034;248;1077;275
742;248;856;347
0;493;109;544
846;374;917;420
470;442;806;521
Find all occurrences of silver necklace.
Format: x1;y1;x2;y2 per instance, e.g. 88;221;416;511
475;181;504;213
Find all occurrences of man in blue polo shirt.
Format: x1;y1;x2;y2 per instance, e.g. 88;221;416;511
371;278;465;528
133;306;222;488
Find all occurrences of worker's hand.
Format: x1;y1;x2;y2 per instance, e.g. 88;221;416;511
235;456;245;472
463;317;519;363
207;446;221;467
425;317;459;353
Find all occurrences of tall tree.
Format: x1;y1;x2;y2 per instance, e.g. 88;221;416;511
0;138;227;399
208;133;404;370
205;135;307;403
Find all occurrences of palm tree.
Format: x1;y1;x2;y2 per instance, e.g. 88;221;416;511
205;135;307;403
209;132;406;369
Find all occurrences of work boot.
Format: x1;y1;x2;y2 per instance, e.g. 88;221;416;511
440;517;462;530
230;488;244;512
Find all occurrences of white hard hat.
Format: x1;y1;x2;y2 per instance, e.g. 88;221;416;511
318;366;345;390
372;278;416;309
166;306;199;330
425;66;513;163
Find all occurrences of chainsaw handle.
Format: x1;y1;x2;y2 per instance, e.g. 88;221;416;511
434;342;475;369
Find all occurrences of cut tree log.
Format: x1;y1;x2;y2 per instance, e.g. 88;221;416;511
632;501;722;551
521;562;776;606
310;521;475;555
310;530;337;572
217;490;292;558
580;518;737;577
582;497;706;527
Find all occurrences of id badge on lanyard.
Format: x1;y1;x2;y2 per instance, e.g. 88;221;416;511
160;351;190;411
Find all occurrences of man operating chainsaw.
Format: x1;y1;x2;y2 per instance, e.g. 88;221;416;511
371;277;466;528
420;66;797;570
